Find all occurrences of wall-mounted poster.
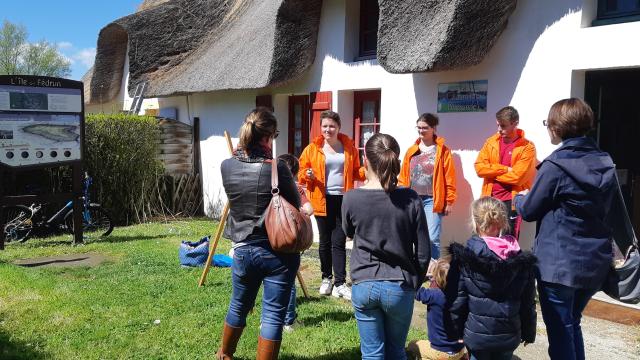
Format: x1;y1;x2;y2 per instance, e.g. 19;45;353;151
437;80;488;113
0;75;83;168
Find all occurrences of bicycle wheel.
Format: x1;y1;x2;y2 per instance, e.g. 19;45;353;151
65;205;114;239
2;205;33;242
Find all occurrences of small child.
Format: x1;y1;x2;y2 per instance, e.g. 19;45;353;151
277;154;313;332
408;259;468;360
449;197;536;360
278;154;313;216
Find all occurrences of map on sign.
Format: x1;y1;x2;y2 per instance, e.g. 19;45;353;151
0;80;83;167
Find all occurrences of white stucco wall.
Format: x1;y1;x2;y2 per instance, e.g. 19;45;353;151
150;0;640;248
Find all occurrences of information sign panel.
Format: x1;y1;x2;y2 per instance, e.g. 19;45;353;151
0;75;83;168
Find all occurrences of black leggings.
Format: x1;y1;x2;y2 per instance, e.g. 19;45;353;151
315;194;347;286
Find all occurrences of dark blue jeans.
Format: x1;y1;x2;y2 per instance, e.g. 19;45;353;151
537;280;597;360
285;286;297;325
225;241;300;341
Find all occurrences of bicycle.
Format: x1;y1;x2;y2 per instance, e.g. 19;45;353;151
2;173;114;242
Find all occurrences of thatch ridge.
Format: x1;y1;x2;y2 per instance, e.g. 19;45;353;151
377;0;518;73
89;0;322;104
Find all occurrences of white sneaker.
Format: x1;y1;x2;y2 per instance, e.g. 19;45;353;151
331;284;352;300
319;278;333;295
283;320;301;333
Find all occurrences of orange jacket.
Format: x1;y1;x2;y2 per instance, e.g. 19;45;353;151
298;133;366;216
398;136;457;213
474;129;537;199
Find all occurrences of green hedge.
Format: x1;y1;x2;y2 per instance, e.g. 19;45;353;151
85;113;163;225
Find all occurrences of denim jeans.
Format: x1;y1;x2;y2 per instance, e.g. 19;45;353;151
225;240;300;341
421;196;443;259
537;280;597;360
284;286;296;325
351;281;415;360
316;194;347;286
469;350;513;360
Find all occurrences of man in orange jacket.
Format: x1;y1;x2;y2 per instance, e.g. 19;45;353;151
474;106;536;238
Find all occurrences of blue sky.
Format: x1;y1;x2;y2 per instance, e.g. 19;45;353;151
2;1;142;80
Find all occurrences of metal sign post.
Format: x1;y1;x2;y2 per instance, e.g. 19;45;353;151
0;75;85;248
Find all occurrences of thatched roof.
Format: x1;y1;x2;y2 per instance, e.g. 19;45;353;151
87;0;516;104
137;0;171;12
88;0;322;104
377;0;517;73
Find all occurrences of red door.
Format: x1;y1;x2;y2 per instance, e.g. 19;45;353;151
288;95;309;157
309;91;332;140
354;90;381;162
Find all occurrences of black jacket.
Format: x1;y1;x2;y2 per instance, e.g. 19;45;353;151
221;149;300;243
449;238;537;352
514;136;616;289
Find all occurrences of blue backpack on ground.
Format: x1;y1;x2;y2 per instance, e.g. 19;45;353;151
179;236;232;267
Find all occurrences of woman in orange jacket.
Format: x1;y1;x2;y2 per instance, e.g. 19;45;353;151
298;110;365;300
398;113;457;259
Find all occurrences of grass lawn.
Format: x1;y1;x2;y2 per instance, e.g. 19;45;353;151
0;219;421;359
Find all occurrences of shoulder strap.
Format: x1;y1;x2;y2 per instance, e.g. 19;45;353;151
266;159;279;191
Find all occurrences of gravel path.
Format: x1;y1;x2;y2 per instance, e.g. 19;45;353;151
411;301;640;359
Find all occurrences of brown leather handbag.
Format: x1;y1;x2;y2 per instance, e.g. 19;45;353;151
264;160;314;253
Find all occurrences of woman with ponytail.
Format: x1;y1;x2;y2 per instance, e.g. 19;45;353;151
216;108;300;360
342;133;431;359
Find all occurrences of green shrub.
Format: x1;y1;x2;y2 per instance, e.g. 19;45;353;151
85;113;163;225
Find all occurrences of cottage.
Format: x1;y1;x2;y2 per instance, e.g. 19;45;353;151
85;0;640;249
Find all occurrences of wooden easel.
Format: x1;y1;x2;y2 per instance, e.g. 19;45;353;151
197;131;310;298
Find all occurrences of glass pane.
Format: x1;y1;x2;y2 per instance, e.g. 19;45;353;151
294;104;302;128
362;101;376;123
294;130;302;157
359;125;376;148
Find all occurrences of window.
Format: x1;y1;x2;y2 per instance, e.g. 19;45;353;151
288;95;309;157
359;0;379;58
594;0;640;25
354;90;381;162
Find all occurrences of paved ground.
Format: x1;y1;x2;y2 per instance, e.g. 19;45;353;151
13;253;109;268
411;299;640;359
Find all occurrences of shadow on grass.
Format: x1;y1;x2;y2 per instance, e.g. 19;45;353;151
301;310;354;326
90;233;172;244
296;296;327;306
279;347;361;360
0;329;49;360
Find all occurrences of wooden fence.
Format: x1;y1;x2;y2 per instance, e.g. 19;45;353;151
155;118;203;217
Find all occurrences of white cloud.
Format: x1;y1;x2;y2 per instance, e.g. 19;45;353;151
71;48;96;69
57;41;73;50
62;54;75;65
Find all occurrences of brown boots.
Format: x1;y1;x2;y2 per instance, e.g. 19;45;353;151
215;323;244;360
215;323;281;360
256;336;281;360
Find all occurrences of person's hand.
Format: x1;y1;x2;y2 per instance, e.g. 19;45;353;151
508;167;513;172
305;168;315;180
517;189;530;196
301;203;314;216
443;204;453;216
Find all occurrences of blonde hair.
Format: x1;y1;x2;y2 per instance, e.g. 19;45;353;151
471;197;510;236
432;258;450;289
238;107;277;152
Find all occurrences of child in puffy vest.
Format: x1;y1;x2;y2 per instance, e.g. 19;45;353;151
277;154;313;332
449;196;536;360
408;259;468;360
